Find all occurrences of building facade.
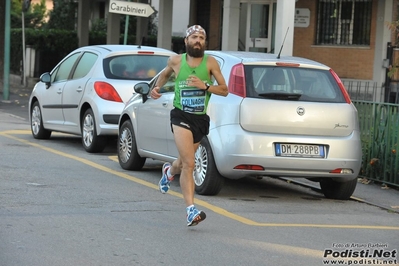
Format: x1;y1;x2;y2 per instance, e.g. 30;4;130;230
41;0;399;97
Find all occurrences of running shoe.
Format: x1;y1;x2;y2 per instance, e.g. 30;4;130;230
186;206;206;226
159;162;173;193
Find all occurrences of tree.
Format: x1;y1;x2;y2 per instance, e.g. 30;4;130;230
46;0;77;30
11;0;47;29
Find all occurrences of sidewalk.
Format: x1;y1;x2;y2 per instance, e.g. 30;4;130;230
352;178;399;213
0;75;35;120
0;74;36;100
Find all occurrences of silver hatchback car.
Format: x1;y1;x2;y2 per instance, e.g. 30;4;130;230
118;51;362;200
29;45;176;153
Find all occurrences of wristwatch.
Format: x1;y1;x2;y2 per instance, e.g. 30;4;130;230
205;82;211;91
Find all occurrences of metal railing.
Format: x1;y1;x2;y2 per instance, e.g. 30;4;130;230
339;79;399;187
354;101;399;187
343;79;383;102
336;80;399;187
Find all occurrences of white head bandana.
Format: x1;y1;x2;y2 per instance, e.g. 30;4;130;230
186;25;206;38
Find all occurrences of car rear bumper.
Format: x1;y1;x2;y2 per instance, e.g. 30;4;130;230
209;125;362;181
103;114;120;125
97;110;122;135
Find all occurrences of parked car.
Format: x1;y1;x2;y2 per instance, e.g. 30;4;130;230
29;45;176;153
117;51;362;200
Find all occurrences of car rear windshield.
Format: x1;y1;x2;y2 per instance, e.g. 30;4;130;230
244;66;346;103
104;55;169;81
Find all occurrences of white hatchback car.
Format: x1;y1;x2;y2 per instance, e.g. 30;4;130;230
118;51;362;200
29;45;176;153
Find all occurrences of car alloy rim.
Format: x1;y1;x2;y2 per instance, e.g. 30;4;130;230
193;144;207;186
31;105;41;135
82;113;94;147
119;127;132;163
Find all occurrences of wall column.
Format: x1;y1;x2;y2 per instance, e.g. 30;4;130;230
106;0;121;44
374;0;393;102
77;0;91;47
275;0;296;56
221;0;240;51
157;0;173;50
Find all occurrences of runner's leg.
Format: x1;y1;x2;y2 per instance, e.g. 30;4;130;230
172;125;200;206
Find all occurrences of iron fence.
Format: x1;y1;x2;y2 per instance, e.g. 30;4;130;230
338;79;399;187
343;79;383;102
354;101;399;187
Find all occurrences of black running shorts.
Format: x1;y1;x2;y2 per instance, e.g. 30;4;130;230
170;108;210;143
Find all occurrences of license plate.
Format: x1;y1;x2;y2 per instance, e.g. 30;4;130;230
275;143;325;158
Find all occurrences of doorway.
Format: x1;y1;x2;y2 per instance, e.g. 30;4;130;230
243;2;276;53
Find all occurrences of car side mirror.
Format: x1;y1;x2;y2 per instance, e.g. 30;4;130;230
134;82;150;94
40;72;51;88
134;82;150;103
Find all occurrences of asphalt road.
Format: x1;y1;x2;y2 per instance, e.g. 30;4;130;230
1;84;398;266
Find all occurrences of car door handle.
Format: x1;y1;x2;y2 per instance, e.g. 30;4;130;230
57;88;62;94
76;87;83;92
162;101;168;107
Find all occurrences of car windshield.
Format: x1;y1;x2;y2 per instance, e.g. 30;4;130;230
244;66;346;103
104;55;169;81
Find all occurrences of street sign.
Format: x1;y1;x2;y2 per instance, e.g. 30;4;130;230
109;0;155;17
22;0;31;12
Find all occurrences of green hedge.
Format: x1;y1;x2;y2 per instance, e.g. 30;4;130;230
10;28;185;76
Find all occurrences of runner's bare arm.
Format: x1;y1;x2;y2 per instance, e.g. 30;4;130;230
207;56;228;96
150;56;179;99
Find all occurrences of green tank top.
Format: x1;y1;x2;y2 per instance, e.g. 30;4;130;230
173;53;212;114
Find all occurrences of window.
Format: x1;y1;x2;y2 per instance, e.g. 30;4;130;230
52;52;81;83
72;52;98;79
244;66;346;103
316;0;372;46
152;72;175;93
104;55;170;81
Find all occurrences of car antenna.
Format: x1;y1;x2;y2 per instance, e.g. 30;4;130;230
277;27;289;59
137;35;143;49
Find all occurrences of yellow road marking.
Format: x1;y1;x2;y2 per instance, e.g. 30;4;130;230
2;130;399;230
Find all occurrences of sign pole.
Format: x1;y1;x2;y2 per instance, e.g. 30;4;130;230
21;0;30;87
123;0;131;45
109;0;154;45
22;11;26;87
3;0;11;101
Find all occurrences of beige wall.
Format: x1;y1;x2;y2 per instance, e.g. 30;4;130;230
31;0;53;11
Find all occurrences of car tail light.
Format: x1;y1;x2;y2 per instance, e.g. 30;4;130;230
94;81;123;102
330;168;354;174
228;63;246;97
276;62;300;67
330;69;351;104
234;165;264;171
137;51;155;54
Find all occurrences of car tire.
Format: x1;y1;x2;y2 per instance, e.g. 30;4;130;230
81;108;106;153
118;120;146;170
194;137;224;195
30;101;51;139
319;178;358;200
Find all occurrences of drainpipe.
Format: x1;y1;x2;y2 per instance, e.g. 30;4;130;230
385;42;393;103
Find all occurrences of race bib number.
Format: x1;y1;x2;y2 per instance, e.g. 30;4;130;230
180;89;206;113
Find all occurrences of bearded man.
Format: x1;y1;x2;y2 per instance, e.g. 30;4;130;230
150;25;228;226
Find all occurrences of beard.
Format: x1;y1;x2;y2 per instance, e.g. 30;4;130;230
186;42;204;58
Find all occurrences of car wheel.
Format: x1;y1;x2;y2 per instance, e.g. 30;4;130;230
81;108;106;153
319;178;358;200
194;137;224;195
30;101;51;139
118;120;146;170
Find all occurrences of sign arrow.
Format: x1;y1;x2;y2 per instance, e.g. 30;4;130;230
109;0;155;18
